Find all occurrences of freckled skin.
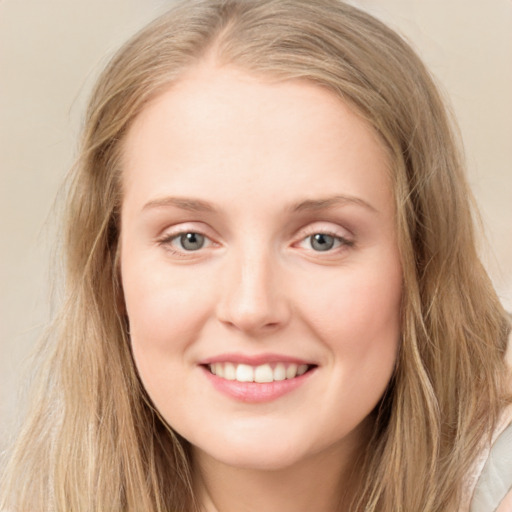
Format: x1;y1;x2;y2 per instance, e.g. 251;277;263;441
120;66;402;481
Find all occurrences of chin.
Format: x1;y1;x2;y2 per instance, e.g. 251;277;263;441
205;449;307;472
190;429;315;471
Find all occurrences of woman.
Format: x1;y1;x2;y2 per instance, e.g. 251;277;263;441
1;0;511;510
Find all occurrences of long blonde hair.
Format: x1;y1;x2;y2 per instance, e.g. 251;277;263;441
2;1;510;510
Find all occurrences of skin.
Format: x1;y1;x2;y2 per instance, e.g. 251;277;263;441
497;489;512;512
120;65;402;512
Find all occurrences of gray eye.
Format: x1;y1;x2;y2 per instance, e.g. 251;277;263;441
310;233;335;251
179;233;205;251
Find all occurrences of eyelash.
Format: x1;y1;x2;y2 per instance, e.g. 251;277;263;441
157;228;354;257
297;229;355;253
157;231;214;258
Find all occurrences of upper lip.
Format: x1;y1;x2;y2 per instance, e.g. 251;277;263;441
199;353;316;366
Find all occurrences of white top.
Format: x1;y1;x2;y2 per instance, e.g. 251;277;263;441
470;406;512;511
462;334;512;512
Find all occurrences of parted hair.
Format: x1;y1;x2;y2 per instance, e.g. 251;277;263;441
1;1;510;511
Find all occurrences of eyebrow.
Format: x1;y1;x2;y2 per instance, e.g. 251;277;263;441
141;194;378;215
142;196;216;213
291;195;378;214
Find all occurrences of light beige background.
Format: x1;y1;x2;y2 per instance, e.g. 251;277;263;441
1;0;511;452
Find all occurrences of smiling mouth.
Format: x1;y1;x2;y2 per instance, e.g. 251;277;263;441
204;362;316;383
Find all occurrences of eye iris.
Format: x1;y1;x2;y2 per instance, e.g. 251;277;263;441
311;233;335;251
180;233;205;251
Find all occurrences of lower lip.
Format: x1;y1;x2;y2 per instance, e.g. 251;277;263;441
201;366;315;403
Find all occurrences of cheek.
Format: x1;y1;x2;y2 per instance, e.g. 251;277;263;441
122;276;211;420
299;257;402;399
121;258;215;393
307;272;400;430
123;256;209;341
303;261;402;348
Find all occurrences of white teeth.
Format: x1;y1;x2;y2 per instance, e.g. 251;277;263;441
273;363;286;381
208;362;311;383
215;363;225;378
254;364;274;383
224;362;236;380
297;364;308;376
236;364;254;382
286;363;298;379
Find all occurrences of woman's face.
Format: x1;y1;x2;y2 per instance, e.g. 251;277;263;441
120;66;402;471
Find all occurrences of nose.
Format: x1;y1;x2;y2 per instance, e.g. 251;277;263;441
216;246;291;335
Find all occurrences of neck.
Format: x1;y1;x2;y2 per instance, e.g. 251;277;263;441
192;427;368;512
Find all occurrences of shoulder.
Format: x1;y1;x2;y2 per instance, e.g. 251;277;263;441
470;417;512;511
470;332;512;512
496;489;512;512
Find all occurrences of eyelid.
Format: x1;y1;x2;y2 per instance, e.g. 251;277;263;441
163;232;213;247
156;221;216;241
293;222;355;253
156;223;219;256
295;222;353;242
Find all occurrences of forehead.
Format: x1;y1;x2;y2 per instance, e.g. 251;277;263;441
121;65;393;217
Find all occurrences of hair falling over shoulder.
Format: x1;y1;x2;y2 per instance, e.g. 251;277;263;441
1;1;510;511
